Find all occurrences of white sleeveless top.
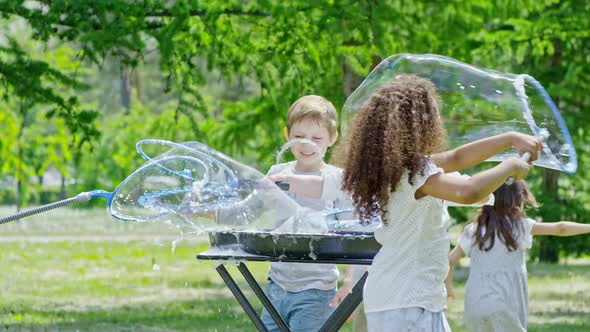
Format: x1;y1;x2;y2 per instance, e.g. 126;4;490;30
364;160;450;313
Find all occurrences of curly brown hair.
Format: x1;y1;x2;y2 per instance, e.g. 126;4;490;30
472;179;539;251
340;74;446;224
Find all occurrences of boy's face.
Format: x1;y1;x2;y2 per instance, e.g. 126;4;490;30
287;118;335;167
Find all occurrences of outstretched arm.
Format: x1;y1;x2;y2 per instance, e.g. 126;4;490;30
431;131;543;173
446;244;465;300
532;221;590;236
419;157;531;204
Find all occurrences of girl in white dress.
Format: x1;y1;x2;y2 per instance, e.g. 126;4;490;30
340;74;543;331
446;179;590;331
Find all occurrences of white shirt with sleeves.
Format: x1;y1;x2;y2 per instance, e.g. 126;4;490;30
364;160;450;313
266;161;353;292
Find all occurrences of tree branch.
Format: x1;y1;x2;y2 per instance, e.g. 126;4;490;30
146;9;271;17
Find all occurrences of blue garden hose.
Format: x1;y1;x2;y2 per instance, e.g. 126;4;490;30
0;190;112;225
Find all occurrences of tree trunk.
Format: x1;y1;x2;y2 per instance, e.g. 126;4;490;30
336;56;382;166
538;168;560;263
538;236;560;263
537;38;563;263
16;139;22;211
15;179;21;212
60;173;66;200
132;67;141;101
341;61;364;99
121;66;132;112
341;55;382;98
37;174;43;205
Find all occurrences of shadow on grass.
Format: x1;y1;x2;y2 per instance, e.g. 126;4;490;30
527;261;590;279
1;298;261;332
528;319;590;332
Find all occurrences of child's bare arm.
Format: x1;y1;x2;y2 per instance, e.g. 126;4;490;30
431;132;543;173
532;222;590;236
268;174;324;198
419;157;531;204
330;265;354;307
446;244;465;299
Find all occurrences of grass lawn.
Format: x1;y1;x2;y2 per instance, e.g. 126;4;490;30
1;207;589;331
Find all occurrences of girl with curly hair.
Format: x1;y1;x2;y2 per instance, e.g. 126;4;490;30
340;74;543;331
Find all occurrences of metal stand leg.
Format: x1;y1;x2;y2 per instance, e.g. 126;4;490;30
319;271;368;332
237;263;290;332
216;264;269;332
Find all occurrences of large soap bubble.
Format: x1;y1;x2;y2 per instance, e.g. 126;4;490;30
342;54;577;173
0;138;357;237
109;139;333;234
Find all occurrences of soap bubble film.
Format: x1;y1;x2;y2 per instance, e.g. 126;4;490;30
109;139;334;234
342;54;577;173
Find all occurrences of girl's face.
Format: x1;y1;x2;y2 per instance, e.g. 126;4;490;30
287;118;335;170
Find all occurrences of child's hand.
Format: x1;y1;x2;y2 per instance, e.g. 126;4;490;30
329;278;353;307
268;174;324;198
268;174;291;185
329;278;355;322
509;132;543;162
446;283;455;300
506;157;532;179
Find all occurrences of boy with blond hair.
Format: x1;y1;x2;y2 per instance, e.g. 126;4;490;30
261;95;356;331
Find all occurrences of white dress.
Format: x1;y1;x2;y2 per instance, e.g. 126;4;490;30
458;218;536;332
364;160;452;331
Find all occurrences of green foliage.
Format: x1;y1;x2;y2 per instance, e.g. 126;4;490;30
1;1;589;258
0;31;99;146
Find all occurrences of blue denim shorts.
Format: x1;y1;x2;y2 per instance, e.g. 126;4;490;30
261;281;336;332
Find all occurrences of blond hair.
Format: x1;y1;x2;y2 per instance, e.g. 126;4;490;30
286;95;338;138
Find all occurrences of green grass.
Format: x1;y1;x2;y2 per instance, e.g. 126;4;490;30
0;208;589;331
0;238;270;331
0;206;181;237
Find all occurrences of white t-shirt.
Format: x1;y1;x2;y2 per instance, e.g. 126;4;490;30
364;160;450;313
266;161;353;292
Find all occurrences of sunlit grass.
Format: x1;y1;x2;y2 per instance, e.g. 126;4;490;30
0;208;589;331
0;238;269;331
0;206;181;237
